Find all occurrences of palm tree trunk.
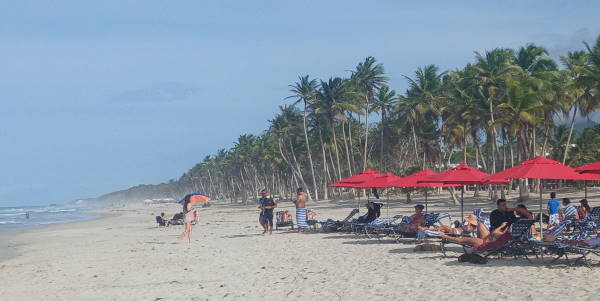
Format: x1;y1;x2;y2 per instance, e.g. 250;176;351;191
411;121;420;166
302;101;318;200
562;106;578;164
319;128;330;200
363;94;370;170
347;117;358;172
463;122;468;162
289;139;311;200
380;109;385;170
330;123;343;179
327;146;338;183
341;120;353;176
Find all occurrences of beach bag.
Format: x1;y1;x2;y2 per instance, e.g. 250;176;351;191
458;253;488;264
414;243;442;252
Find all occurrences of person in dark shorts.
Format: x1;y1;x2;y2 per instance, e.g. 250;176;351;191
258;189;277;234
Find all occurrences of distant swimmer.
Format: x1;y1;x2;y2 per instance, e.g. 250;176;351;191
25;211;30;219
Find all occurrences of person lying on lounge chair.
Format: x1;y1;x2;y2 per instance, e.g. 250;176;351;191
439;221;511;251
422;216;477;235
561;233;600;247
397;204;425;233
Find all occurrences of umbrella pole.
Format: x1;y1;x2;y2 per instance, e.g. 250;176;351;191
425;190;428;213
585;181;588;199
539;179;544;241
461;185;464;220
386;189;389;218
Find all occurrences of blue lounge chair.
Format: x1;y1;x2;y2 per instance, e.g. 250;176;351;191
275;211;294;230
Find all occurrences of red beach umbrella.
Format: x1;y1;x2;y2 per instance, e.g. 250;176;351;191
485;156;591;182
334;169;381;184
418;162;505;218
575;161;600;198
418;162;496;185
483;156;598;239
391;169;459;212
393;169;454;188
330;169;382;209
576;161;600;174
354;172;403;189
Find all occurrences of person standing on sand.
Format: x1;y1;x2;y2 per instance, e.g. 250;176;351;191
294;187;309;231
177;195;195;243
258;189;277;234
547;192;560;228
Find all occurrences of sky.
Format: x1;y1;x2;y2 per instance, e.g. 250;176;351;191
1;0;600;206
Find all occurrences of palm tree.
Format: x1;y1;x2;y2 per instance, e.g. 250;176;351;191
579;35;600;93
288;75;319;200
513;44;557;76
398;65;446;168
371;84;397;170
474;48;519;173
560;50;598;163
269;105;311;199
314;78;360;180
351;57;388;170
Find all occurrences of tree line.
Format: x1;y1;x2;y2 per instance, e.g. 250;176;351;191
93;35;600;204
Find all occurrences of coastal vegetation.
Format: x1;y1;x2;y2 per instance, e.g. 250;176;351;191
96;35;600;203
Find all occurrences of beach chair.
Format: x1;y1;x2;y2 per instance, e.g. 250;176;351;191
364;215;403;239
275;211;294;230
587;206;600;221
551;241;600;268
394;212;452;240
440;219;539;261
306;209;319;230
320;209;360;232
543;220;600;267
437;209;490;254
348;203;383;234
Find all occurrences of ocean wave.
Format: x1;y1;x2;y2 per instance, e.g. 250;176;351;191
0;212;26;217
0;208;26;213
0;220;18;224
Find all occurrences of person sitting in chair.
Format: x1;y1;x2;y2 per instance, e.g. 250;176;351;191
356;201;382;224
398;204;426;233
159;212;170;226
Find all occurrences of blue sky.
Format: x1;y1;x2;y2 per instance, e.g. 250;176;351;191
1;0;599;206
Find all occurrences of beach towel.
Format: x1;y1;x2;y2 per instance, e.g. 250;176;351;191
296;208;308;228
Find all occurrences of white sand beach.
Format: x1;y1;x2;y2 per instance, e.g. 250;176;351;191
2;191;600;301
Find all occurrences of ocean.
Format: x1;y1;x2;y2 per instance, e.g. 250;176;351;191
0;203;101;230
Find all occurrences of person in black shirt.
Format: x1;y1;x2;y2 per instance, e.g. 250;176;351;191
356;201;382;223
489;199;518;231
258;189;277;234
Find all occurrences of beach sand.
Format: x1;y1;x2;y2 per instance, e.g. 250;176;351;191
2;190;600;300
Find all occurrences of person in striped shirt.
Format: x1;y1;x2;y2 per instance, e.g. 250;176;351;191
561;198;578;221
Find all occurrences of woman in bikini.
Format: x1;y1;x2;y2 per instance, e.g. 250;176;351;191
178;195;195;243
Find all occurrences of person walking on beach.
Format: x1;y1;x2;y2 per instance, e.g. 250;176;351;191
294;187;309;231
547;192;560;228
178;195;195;243
258;189;277;234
